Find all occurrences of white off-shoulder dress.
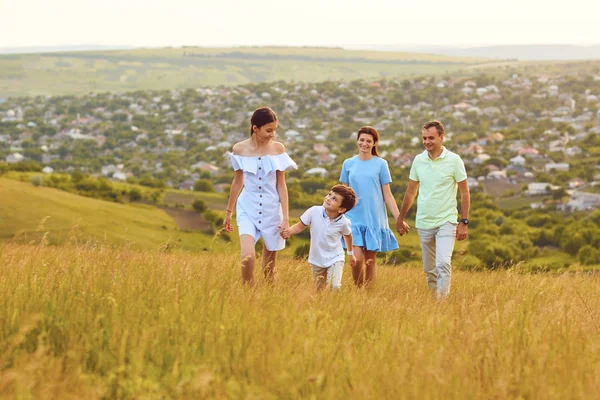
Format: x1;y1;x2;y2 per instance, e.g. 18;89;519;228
230;153;298;251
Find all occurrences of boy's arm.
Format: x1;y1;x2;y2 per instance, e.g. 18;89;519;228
343;233;356;267
288;221;307;236
282;209;310;239
282;220;307;239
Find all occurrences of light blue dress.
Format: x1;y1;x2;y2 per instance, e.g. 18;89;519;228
230;153;297;251
340;155;399;252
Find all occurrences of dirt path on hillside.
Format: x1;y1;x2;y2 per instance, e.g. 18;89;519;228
161;207;211;231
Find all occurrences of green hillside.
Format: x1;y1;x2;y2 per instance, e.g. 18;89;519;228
0;46;498;98
0;177;223;251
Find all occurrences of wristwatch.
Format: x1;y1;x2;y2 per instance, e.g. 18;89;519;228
460;218;469;225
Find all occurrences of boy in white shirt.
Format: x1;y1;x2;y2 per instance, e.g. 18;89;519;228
281;185;357;291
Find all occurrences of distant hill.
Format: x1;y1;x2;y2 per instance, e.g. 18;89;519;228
0;44;136;54
0;46;495;98
435;45;600;61
344;44;600;61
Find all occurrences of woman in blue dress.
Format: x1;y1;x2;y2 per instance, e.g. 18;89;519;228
340;126;400;286
223;107;297;284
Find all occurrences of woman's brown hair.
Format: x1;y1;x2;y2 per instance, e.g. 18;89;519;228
357;126;380;156
250;107;278;136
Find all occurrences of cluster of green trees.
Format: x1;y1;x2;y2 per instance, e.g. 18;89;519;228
467;193;600;269
12;170;163;204
0;160;42;173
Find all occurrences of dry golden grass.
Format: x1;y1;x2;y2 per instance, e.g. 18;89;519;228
1;241;599;399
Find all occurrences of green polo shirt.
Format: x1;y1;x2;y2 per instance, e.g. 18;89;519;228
409;147;468;229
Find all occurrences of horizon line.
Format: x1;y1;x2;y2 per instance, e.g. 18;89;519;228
1;42;600;50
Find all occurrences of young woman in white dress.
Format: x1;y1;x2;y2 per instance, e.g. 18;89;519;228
223;107;297;284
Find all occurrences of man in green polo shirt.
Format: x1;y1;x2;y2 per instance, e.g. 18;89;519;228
396;120;470;298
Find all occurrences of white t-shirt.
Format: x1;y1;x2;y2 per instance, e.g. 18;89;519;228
299;206;352;268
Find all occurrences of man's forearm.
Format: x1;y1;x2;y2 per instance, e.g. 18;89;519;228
459;181;471;220
460;194;470;219
399;194;416;220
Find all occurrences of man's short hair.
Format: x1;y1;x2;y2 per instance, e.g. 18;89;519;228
422;120;445;136
331;184;357;212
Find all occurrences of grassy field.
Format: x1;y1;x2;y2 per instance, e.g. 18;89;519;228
0;46;499;98
0;177;224;252
0;242;599;398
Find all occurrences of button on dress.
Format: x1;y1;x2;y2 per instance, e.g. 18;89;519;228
230;153;298;251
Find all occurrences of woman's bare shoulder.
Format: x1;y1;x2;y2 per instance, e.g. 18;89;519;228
271;141;286;155
232;140;250;155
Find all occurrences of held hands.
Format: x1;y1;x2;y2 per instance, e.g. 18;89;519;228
280;219;290;232
280;227;291;239
279;220;291;239
396;218;410;236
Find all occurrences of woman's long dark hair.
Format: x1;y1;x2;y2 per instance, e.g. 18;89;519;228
357;126;380;156
250;107;278;135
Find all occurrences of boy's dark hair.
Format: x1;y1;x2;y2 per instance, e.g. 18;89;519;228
331;184;357;212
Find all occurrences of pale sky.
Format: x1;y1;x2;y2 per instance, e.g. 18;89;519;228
1;0;598;48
